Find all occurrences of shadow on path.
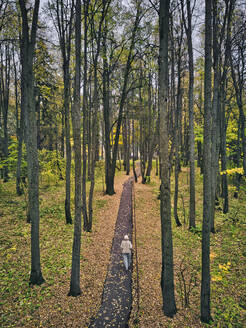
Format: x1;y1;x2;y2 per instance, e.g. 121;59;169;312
89;177;134;328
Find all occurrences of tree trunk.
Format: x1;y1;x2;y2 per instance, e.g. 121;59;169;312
132;119;138;182
13;51;24;195
82;0;89;230
201;0;212;322
197;140;203;171
103;1;141;195
50;0;74;225
87;0;106;231
64;67;72;224
1;44;10;182
184;0;196;230
220;85;229;214
211;0;220;233
102;20;115;195
159;0;177;318
61;111;65;158
173;32;183;228
19;0;45;286
230;47;246;176
68;0;82;297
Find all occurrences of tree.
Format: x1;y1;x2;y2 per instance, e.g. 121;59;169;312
210;0;220;232
200;0;212;322
19;0;45;286
68;0;82;297
230;9;246;177
171;7;184;228
181;0;196;229
0;43;11;182
82;0;89;230
103;0;142;195
48;0;74;224
86;0;110;231
159;0;177;318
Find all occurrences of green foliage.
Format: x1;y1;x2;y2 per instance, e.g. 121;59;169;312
209;195;246;328
0;136;27;178
194;123;203;143
95;160;105;193
39;149;65;186
213;297;244;327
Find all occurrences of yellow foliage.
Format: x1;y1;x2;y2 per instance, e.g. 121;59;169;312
220;168;244;176
218;261;231;273
212;275;223;282
210;252;216;259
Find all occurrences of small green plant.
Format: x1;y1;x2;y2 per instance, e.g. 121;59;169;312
176;258;199;308
1;136;27;180
213;297;244;327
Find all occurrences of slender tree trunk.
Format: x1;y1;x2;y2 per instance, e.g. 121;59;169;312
186;0;196;229
19;0;44;286
220;85;229;214
174;40;183;228
211;0;220;233
239;106;246;176
2;44;10;182
103;1;141;194
132;119;138;182
234;125;241;198
87;76;92;181
51;0;74;224
82;0;89;230
87;0;108;230
36;94;41;150
68;0;82;297
13;52;24;195
159;0;177;318
61;111;65;158
201;0;212;322
123;117;130;174
230;50;246;176
139;83;146;184
64;68;72;224
102;15;115;195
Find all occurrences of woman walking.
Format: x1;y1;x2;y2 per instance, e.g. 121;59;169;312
120;235;132;271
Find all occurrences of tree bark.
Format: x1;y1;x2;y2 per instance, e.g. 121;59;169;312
159;0;177;318
19;0;45;286
82;0;89;230
64;65;72;224
201;0;212;322
1;44;10;182
13;52;24;195
230;41;246;176
173;25;183;228
182;0;196;229
68;0;82;297
50;0;74;224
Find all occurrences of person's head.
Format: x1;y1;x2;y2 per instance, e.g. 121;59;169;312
124;235;129;240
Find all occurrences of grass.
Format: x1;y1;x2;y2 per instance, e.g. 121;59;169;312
0;166;125;328
129;166;246;328
0;164;246;327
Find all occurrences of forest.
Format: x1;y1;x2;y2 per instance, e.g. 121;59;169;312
0;0;245;327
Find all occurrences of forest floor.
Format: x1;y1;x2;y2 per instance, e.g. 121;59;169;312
0;165;246;328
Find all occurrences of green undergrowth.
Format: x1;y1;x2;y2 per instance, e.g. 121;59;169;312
0;166;121;328
0;164;245;327
149;167;246;327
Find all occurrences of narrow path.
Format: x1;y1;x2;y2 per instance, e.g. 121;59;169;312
89;177;134;328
